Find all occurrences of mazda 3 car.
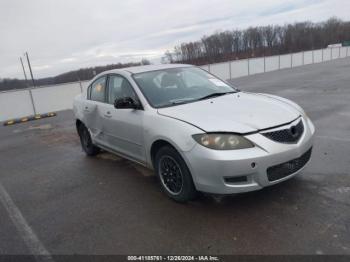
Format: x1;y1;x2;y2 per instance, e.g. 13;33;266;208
73;64;315;202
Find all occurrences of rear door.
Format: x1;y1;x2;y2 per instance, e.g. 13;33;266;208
98;74;146;163
82;75;107;144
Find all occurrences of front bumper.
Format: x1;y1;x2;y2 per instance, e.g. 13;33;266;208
183;116;315;194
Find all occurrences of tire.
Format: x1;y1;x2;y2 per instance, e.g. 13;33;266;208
78;124;100;156
155;146;197;202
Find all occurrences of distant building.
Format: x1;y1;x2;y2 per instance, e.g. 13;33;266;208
343;41;350;47
327;43;342;48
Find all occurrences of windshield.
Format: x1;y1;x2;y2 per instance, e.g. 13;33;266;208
132;67;238;108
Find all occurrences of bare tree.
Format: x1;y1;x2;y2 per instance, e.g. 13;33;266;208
167;17;350;65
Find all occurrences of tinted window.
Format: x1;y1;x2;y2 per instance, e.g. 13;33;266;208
108;75;137;104
90;76;106;102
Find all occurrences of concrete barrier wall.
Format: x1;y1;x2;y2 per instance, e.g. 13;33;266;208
230;60;249;78
280;54;292;69
209;62;230;80
81;81;90;94
323;49;332;61
249;58;265;75
340;47;347;58
292;52;303;67
265;56;279;72
304;51;313;65
31;82;82;114
0;90;35;121
313;50;323;63
331;47;340;59
1;47;349;122
199;64;210;72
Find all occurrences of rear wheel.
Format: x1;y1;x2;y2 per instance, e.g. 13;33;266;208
155;146;197;202
78;124;100;156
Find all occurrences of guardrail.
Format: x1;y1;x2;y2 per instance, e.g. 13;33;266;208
1;46;349;122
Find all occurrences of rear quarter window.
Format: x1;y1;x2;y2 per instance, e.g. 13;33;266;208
90;76;107;103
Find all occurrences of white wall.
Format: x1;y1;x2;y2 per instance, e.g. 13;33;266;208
292;52;303;67
0;90;34;121
331;47;340;59
81;81;89;94
249;58;264;75
313;49;323;63
1;47;349;122
31;82;82;114
280;54;292;69
209;62;230;80
230;60;248;78
323;49;331;61
340;47;347;58
199;64;210;72
265;56;279;72
304;51;313;65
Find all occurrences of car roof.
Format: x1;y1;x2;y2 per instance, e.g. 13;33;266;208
102;63;193;75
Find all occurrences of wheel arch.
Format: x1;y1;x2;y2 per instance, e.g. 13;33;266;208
76;119;84;133
150;138;199;199
150;139;178;168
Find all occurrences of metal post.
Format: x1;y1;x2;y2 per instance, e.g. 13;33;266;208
278;54;281;70
208;63;211;73
322;49;324;62
28;89;37;115
229;61;232;80
302;51;305;65
20;57;29;87
247;58;250;75
331;48;333;60
25;52;35;87
312;49;314;64
347;47;349;57
79;81;83;93
290;53;292;68
338;46;341;58
263;47;266;72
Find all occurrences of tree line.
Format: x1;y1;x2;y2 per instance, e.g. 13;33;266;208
0;59;150;91
164;17;350;64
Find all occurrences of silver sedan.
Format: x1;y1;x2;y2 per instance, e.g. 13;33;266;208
73;64;315;202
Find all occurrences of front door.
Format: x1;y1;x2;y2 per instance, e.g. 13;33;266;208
99;74;146;163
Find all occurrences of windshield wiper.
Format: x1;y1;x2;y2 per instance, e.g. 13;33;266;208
197;91;236;101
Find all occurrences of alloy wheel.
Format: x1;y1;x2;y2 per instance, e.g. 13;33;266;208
158;155;184;195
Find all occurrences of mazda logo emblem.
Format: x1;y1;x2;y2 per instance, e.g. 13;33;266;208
290;126;298;137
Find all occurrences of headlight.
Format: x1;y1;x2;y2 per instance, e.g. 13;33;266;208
192;133;254;150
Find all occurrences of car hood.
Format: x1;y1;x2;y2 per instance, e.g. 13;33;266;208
157;92;300;134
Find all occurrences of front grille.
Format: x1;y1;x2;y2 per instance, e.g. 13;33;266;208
267;147;312;182
262;120;304;143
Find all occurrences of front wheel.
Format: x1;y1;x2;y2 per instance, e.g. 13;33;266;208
78;124;100;156
155;146;197;202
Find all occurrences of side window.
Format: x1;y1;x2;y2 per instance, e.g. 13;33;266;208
108;75;137;104
90;76;106;102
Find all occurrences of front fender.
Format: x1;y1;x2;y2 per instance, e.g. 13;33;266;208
143;112;202;167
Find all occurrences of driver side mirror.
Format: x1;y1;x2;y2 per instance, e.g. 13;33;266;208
114;97;142;110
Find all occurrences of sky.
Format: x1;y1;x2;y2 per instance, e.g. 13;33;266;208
0;0;349;79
